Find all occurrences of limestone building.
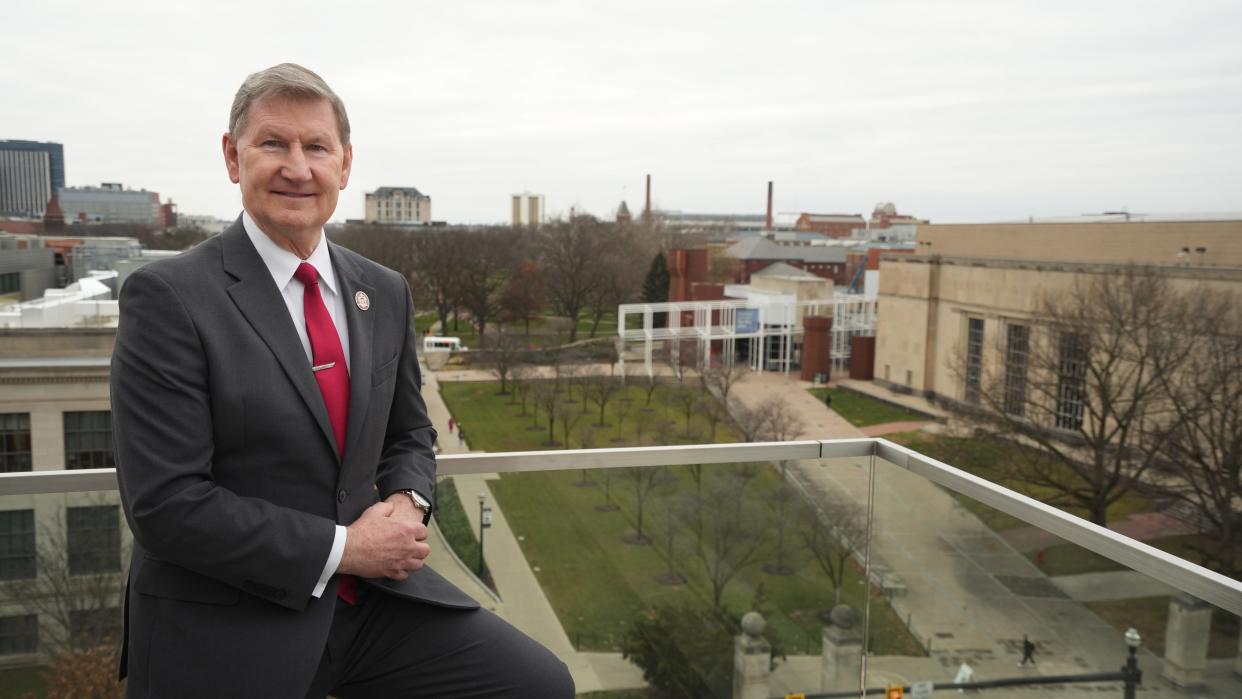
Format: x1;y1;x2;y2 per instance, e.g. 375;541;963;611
0;328;127;666
873;218;1242;401
364;186;431;225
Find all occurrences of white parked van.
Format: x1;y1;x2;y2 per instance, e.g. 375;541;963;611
423;336;466;353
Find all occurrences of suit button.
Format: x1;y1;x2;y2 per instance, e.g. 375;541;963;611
338;489;347;503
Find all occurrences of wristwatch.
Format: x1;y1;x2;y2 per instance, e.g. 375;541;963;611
400;489;433;525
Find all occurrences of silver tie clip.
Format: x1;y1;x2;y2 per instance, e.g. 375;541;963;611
311;362;336;373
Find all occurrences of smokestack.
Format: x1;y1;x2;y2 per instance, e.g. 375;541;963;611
644;174;652;220
765;181;773;230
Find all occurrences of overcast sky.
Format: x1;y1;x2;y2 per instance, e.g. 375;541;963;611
6;0;1241;224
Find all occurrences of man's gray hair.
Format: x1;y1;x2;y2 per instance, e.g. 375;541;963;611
229;63;351;146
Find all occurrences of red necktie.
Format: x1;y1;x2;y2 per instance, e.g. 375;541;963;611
294;262;357;604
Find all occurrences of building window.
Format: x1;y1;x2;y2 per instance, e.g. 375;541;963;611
964;317;984;403
1055;332;1088;430
0;615;38;656
0;413;32;472
69;607;122;647
1003;324;1030;417
64;411;113;470
67;506;120;575
0;510;36;580
0;272;19;294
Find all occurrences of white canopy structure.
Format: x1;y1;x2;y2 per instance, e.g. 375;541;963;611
616;294;876;378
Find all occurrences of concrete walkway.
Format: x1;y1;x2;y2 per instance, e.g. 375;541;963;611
727;372;1207;696
421;366;646;695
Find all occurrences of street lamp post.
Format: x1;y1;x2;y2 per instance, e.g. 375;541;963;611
477;492;486;576
1122;628;1142;699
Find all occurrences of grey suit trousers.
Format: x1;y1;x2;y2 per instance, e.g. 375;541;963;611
304;586;574;698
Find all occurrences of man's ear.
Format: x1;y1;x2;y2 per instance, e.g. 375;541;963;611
223;132;241;184
340;143;353;190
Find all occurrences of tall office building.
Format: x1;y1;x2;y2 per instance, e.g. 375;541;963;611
511;192;544;228
0;140;65;218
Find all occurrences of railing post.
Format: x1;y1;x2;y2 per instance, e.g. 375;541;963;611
1160;594;1210;688
821;604;862;692
733;611;771;699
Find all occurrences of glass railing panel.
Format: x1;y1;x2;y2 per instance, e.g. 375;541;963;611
854;448;1238;698
462;456;867;698
0;490;129;699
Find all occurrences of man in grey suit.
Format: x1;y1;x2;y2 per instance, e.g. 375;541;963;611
111;63;573;698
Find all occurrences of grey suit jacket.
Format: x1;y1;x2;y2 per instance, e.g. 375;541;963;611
111;216;477;699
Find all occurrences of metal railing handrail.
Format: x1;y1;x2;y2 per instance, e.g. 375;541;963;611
2;438;1239;616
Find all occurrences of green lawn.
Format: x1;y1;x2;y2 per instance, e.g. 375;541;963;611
440;380;925;657
808;387;928;427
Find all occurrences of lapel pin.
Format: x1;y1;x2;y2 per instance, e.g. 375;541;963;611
354;291;370;311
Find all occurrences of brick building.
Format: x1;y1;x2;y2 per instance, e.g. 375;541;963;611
793;213;865;238
725;236;848;285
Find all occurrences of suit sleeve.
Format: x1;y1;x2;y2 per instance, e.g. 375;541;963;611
374;277;438;503
112;268;336;611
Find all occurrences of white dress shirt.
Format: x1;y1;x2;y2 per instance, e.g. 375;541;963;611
242;211;348;599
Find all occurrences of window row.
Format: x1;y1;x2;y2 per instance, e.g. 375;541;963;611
960;318;1085;430
0;410;115;473
0;506;122;581
0;607;123;656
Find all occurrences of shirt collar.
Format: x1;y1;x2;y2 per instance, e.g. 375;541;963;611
241;210;340;296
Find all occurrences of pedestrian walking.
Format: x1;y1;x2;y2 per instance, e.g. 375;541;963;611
823;393;833;408
448;417;456;433
458;427;466;447
1019;635;1036;666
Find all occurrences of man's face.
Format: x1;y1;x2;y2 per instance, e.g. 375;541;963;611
223;96;352;242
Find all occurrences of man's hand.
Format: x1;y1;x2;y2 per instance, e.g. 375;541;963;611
338;501;430;580
384;491;428;526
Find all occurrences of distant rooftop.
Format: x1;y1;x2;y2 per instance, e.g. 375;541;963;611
369;186;426;197
992;212;1242;224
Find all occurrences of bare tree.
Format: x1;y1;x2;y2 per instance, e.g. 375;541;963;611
653;492;688;584
558;398;583;450
457;228;522;346
700;362;749;407
623;467;662;544
510;364;534;413
697;396;728;442
957;266;1195;524
483;331;525;395
1157;291;1242;575
761;398;806;442
612;396;633;443
668;386;701;438
530;383;561;446
642;371;661;408
797;493;869;605
583;374;623;427
539;217;606;344
410;231;465;333
763;480;801;576
684;477;770;608
500;260;545;336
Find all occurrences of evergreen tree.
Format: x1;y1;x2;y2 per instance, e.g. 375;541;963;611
641;251;670;304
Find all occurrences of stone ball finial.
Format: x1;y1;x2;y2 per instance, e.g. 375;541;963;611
740;611;766;637
830;604;859;630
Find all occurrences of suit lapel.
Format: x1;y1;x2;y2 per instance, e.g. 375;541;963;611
221;219;339;459
332;245;375;470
